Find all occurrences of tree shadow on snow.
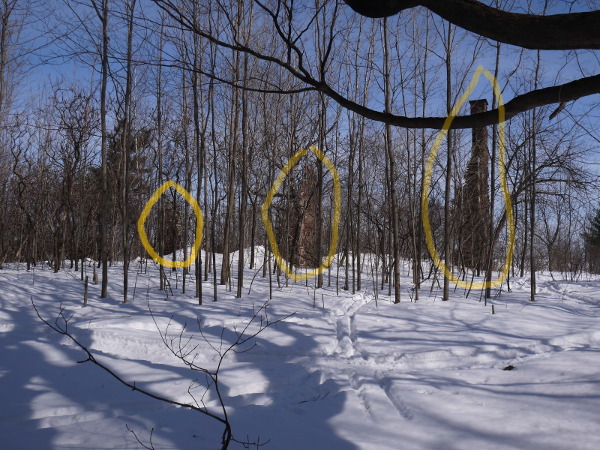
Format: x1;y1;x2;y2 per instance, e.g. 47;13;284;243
2;285;357;449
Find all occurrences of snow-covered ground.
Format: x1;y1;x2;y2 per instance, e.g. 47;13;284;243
1;252;599;449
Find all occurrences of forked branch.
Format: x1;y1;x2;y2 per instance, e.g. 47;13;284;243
32;297;292;449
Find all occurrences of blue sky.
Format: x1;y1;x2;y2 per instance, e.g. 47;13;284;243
11;0;600;166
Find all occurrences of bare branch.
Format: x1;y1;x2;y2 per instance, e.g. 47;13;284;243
152;0;600;129
126;424;155;450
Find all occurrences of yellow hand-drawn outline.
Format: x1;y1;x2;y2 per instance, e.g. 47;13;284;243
137;180;204;268
262;145;341;282
421;65;515;289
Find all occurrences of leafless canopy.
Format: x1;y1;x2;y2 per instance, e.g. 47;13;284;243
152;0;600;130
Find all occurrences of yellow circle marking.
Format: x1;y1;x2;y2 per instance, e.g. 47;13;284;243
137;180;204;268
262;145;341;282
421;65;515;289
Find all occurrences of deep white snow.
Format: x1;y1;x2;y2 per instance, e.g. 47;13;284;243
1;251;599;449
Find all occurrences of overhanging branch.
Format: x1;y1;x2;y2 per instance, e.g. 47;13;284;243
344;0;600;50
315;74;600;129
153;0;600;129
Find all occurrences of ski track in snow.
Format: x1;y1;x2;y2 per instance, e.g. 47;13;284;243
323;293;418;423
326;293;369;358
318;277;600;436
322;292;416;423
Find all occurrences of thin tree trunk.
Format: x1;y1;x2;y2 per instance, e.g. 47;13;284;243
530;49;541;301
96;0;109;299
237;3;253;298
181;52;191;294
220;47;240;287
316;94;325;289
485;39;500;299
208;68;218;301
383;18;401;303
443;22;453;301
156;16;165;291
121;0;136;303
192;4;205;302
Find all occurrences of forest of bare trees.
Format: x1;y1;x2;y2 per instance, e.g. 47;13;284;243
1;0;599;304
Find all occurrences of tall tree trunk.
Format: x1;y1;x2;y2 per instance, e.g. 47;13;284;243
156;16;166;291
237;2;253;298
121;0;136;303
192;4;205;302
95;0;110;299
209;70;218;300
442;22;453;301
316;93;325;289
356;114;364;292
530;48;541;301
220;48;240;287
417;12;431;300
383;18;401;303
181;53;191;294
344;120;354;291
485;39;500;299
236;63;249;298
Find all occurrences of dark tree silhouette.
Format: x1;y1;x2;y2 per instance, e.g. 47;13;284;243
344;0;600;49
584;209;600;249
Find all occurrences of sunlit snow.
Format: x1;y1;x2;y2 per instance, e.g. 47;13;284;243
1;250;599;449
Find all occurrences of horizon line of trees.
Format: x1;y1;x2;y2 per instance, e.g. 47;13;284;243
1;0;599;304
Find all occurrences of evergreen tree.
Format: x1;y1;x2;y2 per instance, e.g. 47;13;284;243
584;209;600;248
584;209;600;274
